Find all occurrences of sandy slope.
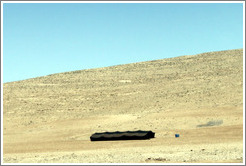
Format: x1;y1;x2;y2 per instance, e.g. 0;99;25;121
3;49;244;163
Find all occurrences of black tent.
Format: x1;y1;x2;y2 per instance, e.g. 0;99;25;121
90;130;155;141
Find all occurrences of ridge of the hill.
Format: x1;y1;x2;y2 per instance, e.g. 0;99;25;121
4;49;243;119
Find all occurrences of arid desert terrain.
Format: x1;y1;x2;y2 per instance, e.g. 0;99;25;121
3;49;244;163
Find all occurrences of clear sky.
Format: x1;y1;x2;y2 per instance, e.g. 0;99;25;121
3;2;244;83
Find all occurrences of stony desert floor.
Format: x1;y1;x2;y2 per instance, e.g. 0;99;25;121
3;49;244;163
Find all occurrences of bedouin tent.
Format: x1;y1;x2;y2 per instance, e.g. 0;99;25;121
90;130;155;141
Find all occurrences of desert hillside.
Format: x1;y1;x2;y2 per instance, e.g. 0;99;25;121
3;49;244;163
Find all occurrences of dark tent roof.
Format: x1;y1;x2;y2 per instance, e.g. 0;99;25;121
90;130;155;141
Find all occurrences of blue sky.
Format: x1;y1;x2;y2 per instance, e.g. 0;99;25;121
3;3;244;83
